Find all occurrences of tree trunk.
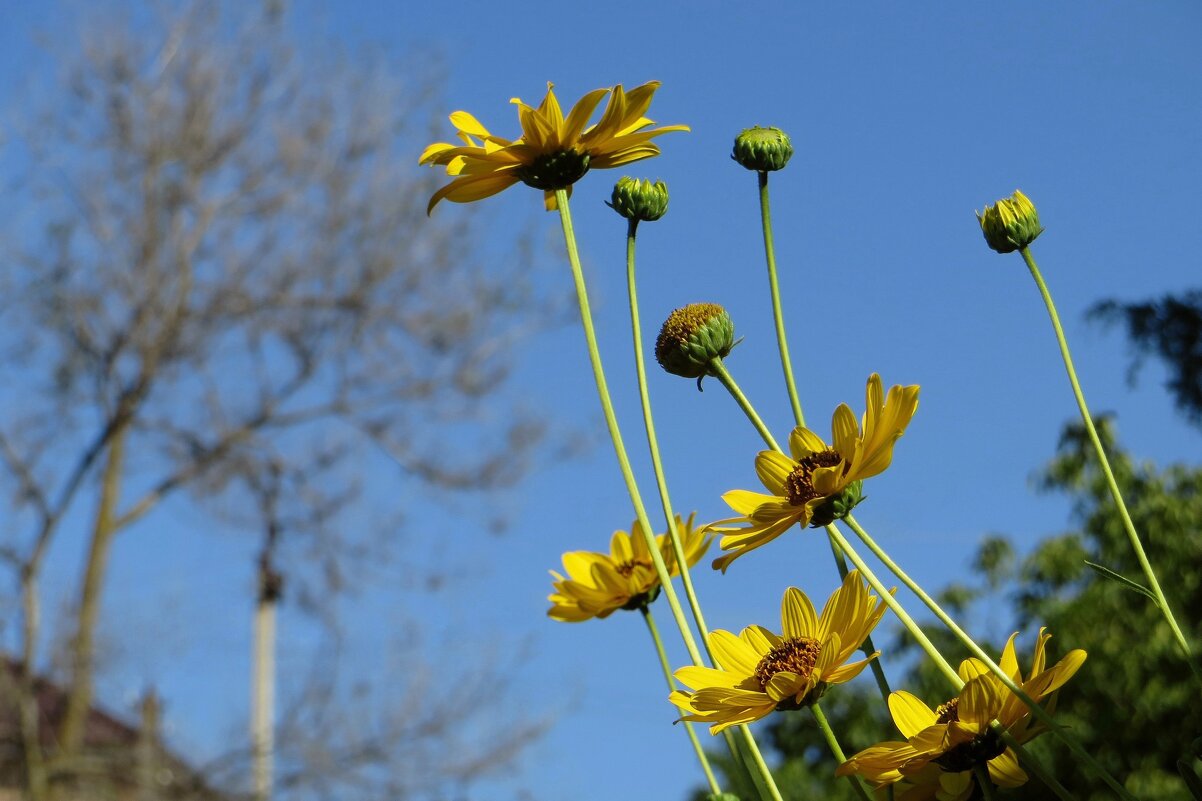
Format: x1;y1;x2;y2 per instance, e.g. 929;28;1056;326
18;569;48;801
58;424;128;762
251;564;279;801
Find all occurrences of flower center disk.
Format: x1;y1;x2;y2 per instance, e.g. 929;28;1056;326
784;450;842;506
615;558;651;578
754;636;821;690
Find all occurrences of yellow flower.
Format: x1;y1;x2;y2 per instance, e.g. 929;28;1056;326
837;629;1087;797
420;81;688;214
547;514;710;622
711;373;919;572
669;570;890;734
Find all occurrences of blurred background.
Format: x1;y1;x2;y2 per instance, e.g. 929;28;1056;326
0;2;1199;800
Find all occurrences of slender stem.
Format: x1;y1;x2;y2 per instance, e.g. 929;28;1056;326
829;522;1082;800
811;702;872;801
825;531;891;702
842;512;1137;801
756;171;805;428
974;764;998;801
626;219;715;659
823;523;962;687
1020;245;1199;684
708;357;782;452
556;191;782;801
700;340;1069;801
554;189;702;667
708;358;892;701
642;607;720;796
739;725;785;801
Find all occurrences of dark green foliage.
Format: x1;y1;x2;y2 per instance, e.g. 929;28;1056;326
1091;290;1202;426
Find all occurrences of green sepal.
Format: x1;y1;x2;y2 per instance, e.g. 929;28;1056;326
808;482;864;528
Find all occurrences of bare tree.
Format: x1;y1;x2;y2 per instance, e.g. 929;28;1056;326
0;1;553;797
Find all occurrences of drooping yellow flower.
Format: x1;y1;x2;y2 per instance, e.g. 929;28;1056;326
710;373;919;572
837;629;1086;798
420;81;688;214
669;570;891;734
547;514;710;622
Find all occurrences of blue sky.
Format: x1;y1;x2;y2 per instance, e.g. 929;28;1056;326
2;2;1201;800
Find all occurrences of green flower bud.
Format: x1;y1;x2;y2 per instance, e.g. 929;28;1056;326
732;126;793;172
808;481;864;528
655;303;736;386
607;177;669;222
976;189;1044;254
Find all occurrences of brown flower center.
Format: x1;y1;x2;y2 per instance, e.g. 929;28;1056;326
615;558;653;578
753;636;821;690
783;450;842;506
932;696;1007;772
935;698;959;724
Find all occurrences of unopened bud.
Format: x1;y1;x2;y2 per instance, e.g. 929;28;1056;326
655;303;736;385
607;177;669;222
732;126;793;172
976;189;1044;254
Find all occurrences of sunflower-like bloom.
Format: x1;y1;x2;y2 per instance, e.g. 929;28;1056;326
669;570;890;734
547;514;710;622
420;81;688;214
710;374;919;572
837;629;1086;799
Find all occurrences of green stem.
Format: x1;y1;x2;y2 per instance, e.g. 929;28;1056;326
974;764;997;801
1020;245;1199;685
708;357;782;452
556;191;782;801
842;512;1136;801
811;702;872;801
554;189;702;668
823;523;962;688
756;171;805;428
642;607;720;796
700;356;1070;800
828;523;1082;801
739;725;785;801
825;531;892;703
709;357;893;702
626;219;715;659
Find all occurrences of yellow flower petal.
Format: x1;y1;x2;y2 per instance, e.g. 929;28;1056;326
708;629;760;675
788;426;829;459
958;676;1003;729
889;691;938;739
722;489;778;516
755;450;795;495
988;748;1028;788
781;586;818;640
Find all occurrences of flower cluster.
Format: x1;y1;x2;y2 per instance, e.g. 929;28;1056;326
838;630;1086;798
422;82;1108;801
